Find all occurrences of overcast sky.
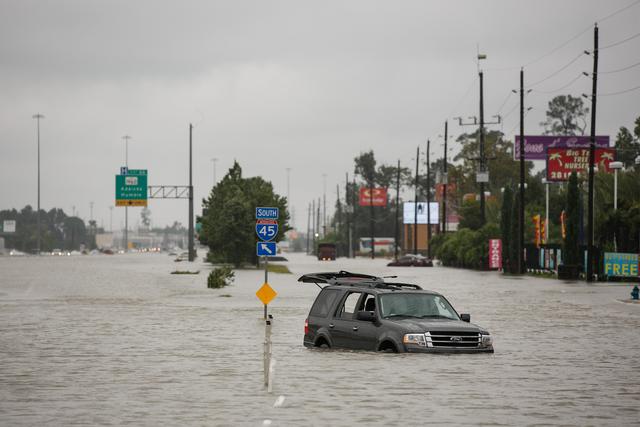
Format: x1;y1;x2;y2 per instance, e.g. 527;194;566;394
1;0;639;231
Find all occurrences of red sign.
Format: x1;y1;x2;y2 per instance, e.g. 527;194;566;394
546;148;616;182
359;187;387;207
488;239;502;270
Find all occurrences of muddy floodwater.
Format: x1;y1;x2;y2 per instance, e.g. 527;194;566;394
1;252;639;426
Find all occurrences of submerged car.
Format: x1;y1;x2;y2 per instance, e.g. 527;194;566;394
299;271;493;353
387;254;433;267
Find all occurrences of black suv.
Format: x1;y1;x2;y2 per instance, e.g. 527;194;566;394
300;271;494;353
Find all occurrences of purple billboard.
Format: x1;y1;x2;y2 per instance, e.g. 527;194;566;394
514;135;610;160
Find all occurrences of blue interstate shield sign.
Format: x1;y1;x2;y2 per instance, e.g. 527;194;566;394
257;242;277;257
256;207;279;220
256;219;278;241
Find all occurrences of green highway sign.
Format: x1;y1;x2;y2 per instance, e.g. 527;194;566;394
115;169;148;207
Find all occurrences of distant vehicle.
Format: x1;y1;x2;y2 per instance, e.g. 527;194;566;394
299;271;493;353
51;248;63;256
317;243;336;261
387;254;433;267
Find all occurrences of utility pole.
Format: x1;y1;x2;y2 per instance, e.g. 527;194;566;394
32;113;44;255
442;121;448;234
479;71;486;225
345;172;351;258
519;68;526;275
336;184;342;256
122;135;131;252
369;174;375;260
286;168;292;227
394;160;401;261
109;206;113;233
414;146;420;255
352;176;357;257
322;174;327;237
311;199;316;254
586;24;599;283
188;123;195;262
426;139;432;258
316;198;321;249
90;201;94;221
306;202;311;255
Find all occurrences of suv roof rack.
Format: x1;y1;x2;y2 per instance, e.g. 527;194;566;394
298;271;423;290
297;271;381;284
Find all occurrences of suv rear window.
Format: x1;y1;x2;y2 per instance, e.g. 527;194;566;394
309;289;340;317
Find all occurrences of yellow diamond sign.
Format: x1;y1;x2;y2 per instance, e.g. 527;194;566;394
256;282;277;305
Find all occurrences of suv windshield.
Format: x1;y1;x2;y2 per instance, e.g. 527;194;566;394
379;293;459;320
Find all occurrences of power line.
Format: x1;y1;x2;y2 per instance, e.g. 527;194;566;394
495;91;513;115
524;27;592;68
532;73;585;94
523;1;640;67
598;84;640;96
598;0;640;23
527;52;586;88
447;76;477;119
599;30;640;50
599;59;640;74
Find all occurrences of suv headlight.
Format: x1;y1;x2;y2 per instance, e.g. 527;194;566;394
480;334;493;348
403;333;426;347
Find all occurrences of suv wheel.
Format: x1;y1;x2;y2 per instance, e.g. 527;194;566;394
315;337;330;348
378;341;398;353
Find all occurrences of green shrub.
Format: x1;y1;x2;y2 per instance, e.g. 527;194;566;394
432;223;500;270
207;266;235;289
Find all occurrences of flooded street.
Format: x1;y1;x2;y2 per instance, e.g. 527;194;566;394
1;253;639;426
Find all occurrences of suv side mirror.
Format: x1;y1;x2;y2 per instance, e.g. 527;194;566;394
356;311;376;322
460;313;471;323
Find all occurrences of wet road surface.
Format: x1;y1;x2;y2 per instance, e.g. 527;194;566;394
1;252;639;426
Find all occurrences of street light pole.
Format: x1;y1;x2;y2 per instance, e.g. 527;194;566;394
426;139;432;259
188;124;194;262
610;161;623;252
586;24;599;283
414;146;419;255
32;113;44;255
122;135;131;252
442;121;448;234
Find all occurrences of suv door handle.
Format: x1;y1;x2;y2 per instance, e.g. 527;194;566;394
352;326;359;331
329;323;334;328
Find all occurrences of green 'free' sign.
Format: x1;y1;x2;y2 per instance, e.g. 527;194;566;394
115;169;148;207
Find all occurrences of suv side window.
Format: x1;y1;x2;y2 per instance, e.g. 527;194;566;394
337;292;362;320
309;289;340;317
357;293;376;312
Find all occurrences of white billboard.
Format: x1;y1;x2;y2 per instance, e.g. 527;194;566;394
403;202;439;224
2;220;16;233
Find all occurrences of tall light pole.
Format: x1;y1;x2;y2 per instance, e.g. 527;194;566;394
322;173;327;237
122;135;131;252
610;161;623;252
286;167;292;227
109;206;114;233
32;113;44;255
188;124;194;262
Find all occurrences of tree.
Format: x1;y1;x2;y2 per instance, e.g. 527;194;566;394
540;94;589;136
564;172;580;266
614;121;640;168
500;185;513;273
200;161;289;267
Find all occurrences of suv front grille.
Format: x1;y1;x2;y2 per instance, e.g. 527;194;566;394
425;331;480;348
